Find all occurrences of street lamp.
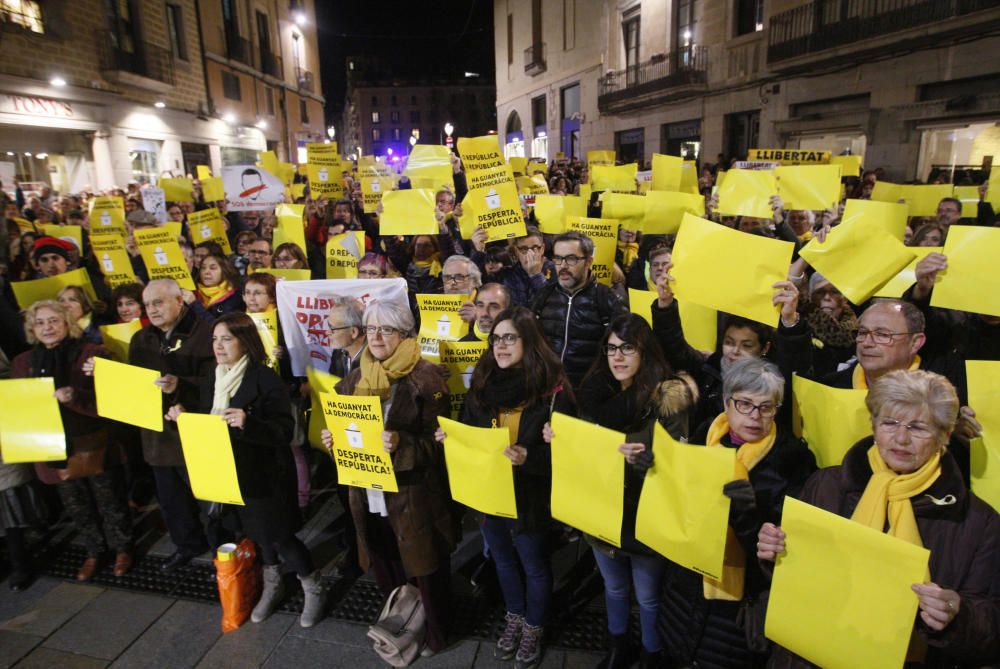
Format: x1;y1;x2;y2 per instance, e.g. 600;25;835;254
327;126;336;141
444;122;454;148
409;135;417;153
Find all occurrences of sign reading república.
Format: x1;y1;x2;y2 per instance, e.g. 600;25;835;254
320;392;398;492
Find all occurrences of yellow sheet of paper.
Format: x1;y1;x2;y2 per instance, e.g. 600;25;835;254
591;163;637;192
258;150;281;176
671;213;793;327
717;170;776;219
579;183;592;202
277;162;296;186
953;185;980;219
567;217;618;286
627;288;717;353
12;217;38;234
307;163;344;199
247;310;280;370
930;226;1000;317
417;294;470;361
90;233;136;288
134;227;194;291
380;188;438;236
600;192;644;231
43;224;82;253
439;417;517;518
988;167;1000;210
320;392;398;492
0;377;66;463
508;156;528;176
187;208;231;254
642;191;705;234
361;176;395;213
775;165;841;211
158;177;194;203
94;357;162;432
799;221;915;305
196;165;212;180
515;175;549;196
532;194;586;234
439;340;488;419
163;221;182;239
201;176;225;202
177;413;244;505
680;161;699;195
840;198;909;240
635;424;734;579
829;155;861;177
527;161;548;176
464;182;527;242
254;268;312;282
651;154;683;192
791;375;871;468
458;135;515;192
586;150;615;167
99;320;142;362
273;203;307;255
870;181;902;205
89;196;126;234
901;184;954;217
967;360;1000;513
325;231;364;279
12;268;96;309
765;497;928;669
306;367;340;450
550;412;625;546
874;247;943;298
289;183;307;200
405;145;454;192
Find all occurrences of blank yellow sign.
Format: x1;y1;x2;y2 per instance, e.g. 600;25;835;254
0;377;67;463
930;226;1000;317
306;367;340;450
12;268;97;310
968;360;1000;513
439;417;516;518
840;198;908;240
628;288;717;353
591;164;637;192
651;153;683;192
642;191;705;235
99;320;142;363
716;170;776;219
792;374;871;468
600;192;645;230
94;357;163;432
775;165;841;211
177;413;244;505
380;188;438;236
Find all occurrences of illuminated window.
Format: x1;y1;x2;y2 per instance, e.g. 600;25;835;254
1;0;44;34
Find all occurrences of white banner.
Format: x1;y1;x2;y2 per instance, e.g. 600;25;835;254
276;277;410;376
142;187;167;223
222;165;285;212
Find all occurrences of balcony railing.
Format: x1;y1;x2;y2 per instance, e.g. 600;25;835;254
296;67;314;92
768;0;999;62
598;47;707;111
224;27;251;65
98;36;175;86
524;43;546;76
257;48;282;78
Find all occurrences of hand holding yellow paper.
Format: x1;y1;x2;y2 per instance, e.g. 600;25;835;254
930;226;1000;317
967;360;1000;512
550;412;625;547
635;424;734;580
380;188;438;236
0;377;67;463
627;288;717;353
306;367;340;450
320;392;397;492
94;357;163;432
765;497;928;669
716;170;776;219
792;375;871;468
177;413;244;505
439;417;516;518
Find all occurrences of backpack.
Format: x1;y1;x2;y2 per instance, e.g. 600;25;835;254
367;584;426;666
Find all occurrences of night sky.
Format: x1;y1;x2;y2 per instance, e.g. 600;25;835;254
316;0;496;123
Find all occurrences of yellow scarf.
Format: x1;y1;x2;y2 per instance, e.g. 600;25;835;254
78;314;92;333
703;413;777;601
618;241;640;271
197;280;234;307
412;253;442;277
472;320;490;341
851;355;921;390
851;445;940;546
355;338;422;399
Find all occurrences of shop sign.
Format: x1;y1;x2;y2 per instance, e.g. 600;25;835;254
1;94;74;119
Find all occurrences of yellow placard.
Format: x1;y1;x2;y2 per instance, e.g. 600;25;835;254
507;156;528;176
515;174;549;196
671;213;793;327
90;233;136;288
134;227;194;291
277;162;296;186
254;268;312;282
12;216;38;234
873;246;943;298
439;340;488;420
325;231;364;279
642;191;705;235
791;375;871;468
320;392;398;492
988;167;1000;211
99;320;142;362
586;150;615;167
799;220;915;305
247;310;280;371
765;497;928;669
201;176;225;202
163;221;182;239
464;182;527;242
177;413;245;505
579;183;592;201
306;367;340;450
0;377;67;463
456;197;479;240
953;185;980;219
527;161;548;176
458;135;516;192
42;224;82;253
187;208;231;255
870;180;902;205
716;170;777;219
635;424;735;580
380;188;438;236
774;165;842;211
628;288;717;353
158;177;194;203
532;194;586;235
361;176;395;213
258;150;281;176
196;165;212;180
680;161;699;195
404;144;454;193
901;184;954;217
88;196;126;235
930;226;1000;317
829;155;862;177
651;154;683;192
12;268;96;310
289;183;307;200
94;357;163;432
307;162;344;199
965;361;1000;513
747;149;830;164
273;203;307;255
567;216;619;286
550;412;625;547
439;416;516;518
417;293;470;361
591;163;637;193
600;192;645;231
840;198;908;240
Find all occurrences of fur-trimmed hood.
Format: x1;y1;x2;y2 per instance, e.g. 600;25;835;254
654;371;699;419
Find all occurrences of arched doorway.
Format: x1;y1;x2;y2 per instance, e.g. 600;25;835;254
504;110;525;159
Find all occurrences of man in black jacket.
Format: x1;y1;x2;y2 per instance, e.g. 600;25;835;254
531;231;626;387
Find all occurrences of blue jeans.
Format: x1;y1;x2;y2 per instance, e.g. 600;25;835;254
480;516;552;627
593;548;666;652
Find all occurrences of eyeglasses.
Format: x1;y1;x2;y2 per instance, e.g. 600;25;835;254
877;417;934;440
552;254;586;266
855;328;914;345
357;269;383;278
443;274;470;284
603;342;637;357
729;398;779;418
364;325;402;337
515;244;543;254
488;333;520;346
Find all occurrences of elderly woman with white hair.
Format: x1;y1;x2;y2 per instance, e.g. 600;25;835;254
758;370;1000;666
321;299;457;655
658;357;815;669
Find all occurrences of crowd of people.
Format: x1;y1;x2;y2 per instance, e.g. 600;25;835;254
0;149;998;669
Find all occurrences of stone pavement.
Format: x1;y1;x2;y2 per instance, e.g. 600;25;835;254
0;576;602;668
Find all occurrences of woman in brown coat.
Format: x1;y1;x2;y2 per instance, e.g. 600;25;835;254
321;299;458;654
758;370;1000;667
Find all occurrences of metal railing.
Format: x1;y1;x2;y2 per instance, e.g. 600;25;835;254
98;36;175;85
524;43;546;75
598;47;708;109
296;67;314;92
224;27;251;65
257;48;282;78
768;0;999;62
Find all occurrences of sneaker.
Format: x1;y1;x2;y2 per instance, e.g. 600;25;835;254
494;611;524;660
514;623;543;668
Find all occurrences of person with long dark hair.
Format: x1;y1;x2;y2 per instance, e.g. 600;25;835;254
435;306;574;668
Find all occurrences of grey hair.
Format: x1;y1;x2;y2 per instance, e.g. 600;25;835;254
363;299;415;337
866;369;959;443
722;357;785;405
442;255;482;288
866;299;925;335
329;296;365;329
23;299;83;344
144;278;183;298
553;230;595;258
476;282;512;308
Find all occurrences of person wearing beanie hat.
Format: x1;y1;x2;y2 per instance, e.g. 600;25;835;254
31;236;73;277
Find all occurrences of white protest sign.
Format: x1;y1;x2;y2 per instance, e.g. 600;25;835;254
142;187;168;223
222;165;286;212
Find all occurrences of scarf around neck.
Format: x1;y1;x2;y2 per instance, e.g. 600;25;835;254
197;281;235;307
411;253;442;277
211;354;249;416
618;241;640;271
355;338;422;399
31;337;80;387
852;355;921;390
851;445;941;547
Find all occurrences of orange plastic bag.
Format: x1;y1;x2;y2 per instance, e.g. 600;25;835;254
214;538;260;633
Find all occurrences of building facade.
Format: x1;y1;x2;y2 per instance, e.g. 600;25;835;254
0;0;325;193
494;0;1000;181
